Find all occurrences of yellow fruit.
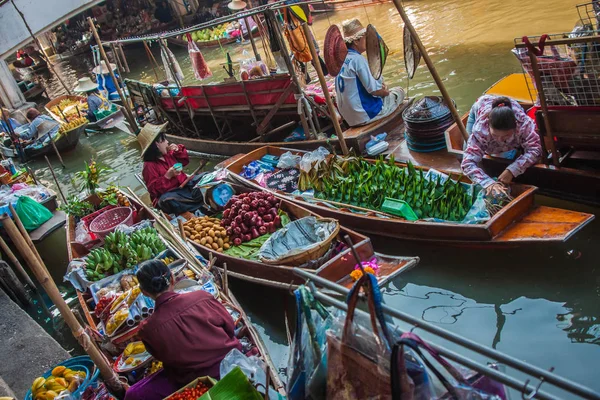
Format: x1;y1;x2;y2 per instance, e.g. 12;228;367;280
44;391;58;400
67;380;80;392
53;378;67;387
34;390;47;400
51;366;66;377
32;377;45;391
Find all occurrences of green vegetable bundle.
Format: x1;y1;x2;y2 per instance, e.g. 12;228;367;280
85;227;167;281
311;156;474;221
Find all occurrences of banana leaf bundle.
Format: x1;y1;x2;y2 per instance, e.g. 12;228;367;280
306;155;475;222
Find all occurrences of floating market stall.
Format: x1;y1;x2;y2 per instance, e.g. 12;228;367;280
445;14;600;206
45;95;125;131
224;146;594;246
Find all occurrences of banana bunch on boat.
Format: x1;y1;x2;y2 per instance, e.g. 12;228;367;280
130;227;167;260
58;116;88;134
85;248;122;281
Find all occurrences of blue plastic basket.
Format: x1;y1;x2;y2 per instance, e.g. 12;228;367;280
24;356;100;400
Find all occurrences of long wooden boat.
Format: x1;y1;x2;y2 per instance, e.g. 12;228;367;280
186;196;419;289
45;95;125;131
24;124;85;159
65;193;285;393
312;0;390;13
224;146;595;246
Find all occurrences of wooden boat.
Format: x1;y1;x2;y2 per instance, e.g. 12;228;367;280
185;197;419;289
167;28;260;49
23;82;47;101
224;146;595;246
312;0;390;13
444;74;600;206
45;95;125;131
127;77;411;156
65;194;285;393
23;124;85;159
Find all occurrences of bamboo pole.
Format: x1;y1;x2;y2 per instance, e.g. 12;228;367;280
7;203;49;276
0;236;36;289
301;24;349;155
111;43;125;74
9;0;72;95
389;0;468;141
0;214;125;396
244;17;261;61
49;135;66;168
88;18;137;134
119;43;131;73
44;156;67;203
527;52;560;167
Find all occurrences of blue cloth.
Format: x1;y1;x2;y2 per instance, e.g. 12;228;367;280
23;115;59;141
0;118;21;133
86;94;107;122
96;72;122;100
335;48;383;126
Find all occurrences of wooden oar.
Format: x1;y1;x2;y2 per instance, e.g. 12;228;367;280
179;159;208;189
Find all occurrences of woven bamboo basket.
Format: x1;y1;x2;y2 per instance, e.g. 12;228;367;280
260;217;340;267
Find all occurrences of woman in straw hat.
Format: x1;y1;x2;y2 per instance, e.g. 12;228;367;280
74;77;110;122
334;18;404;127
139;123;205;214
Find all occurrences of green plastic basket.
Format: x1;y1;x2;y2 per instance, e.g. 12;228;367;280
381;197;418;220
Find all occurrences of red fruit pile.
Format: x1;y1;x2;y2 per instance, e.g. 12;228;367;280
168;382;210;399
94;293;115;319
221;192;281;246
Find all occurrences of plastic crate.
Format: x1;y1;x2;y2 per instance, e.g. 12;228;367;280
381;198;419;220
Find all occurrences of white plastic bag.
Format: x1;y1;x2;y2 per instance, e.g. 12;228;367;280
220;349;283;398
277;151;301;169
299;147;330;172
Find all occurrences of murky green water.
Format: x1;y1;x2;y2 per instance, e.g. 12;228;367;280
27;0;600;396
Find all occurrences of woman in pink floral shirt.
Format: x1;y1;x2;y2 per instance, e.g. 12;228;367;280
461;95;542;195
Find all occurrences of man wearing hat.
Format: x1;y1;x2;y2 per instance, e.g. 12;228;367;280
93;60;123;102
139;123;205;214
334;18;404;127
74;77;109;122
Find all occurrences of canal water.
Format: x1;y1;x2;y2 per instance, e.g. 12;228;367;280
23;0;600;396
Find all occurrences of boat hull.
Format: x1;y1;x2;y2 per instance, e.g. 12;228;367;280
45;95;123;131
224;146;595;246
312;0;390;12
24;124;84;159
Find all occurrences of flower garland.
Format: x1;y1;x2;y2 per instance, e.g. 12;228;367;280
350;257;380;281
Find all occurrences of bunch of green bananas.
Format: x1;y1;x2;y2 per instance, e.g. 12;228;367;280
130;228;166;257
85;248;123;281
104;230;129;254
117;242;138;269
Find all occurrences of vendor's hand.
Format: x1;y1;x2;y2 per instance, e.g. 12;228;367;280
168;143;180;153
485;182;509;197
498;169;514;185
165;166;181;179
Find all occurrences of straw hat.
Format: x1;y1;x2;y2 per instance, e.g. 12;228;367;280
73;77;97;92
324;25;348;77
92;60;117;75
341;18;367;44
138;122;168;157
227;0;247;11
366;24;389;80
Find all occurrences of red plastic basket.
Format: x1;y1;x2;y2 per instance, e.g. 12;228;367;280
89;207;134;239
82;205;117;229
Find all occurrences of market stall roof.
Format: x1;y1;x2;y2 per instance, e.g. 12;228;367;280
0;0;103;57
97;0;322;46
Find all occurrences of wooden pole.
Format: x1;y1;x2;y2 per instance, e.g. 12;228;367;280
9;0;72;95
178;159;208;188
88;18;137;134
0;214;125;396
119;43;130;73
301;24;349;155
49;135;66;168
527;52;560;167
0;236;36;289
26;166;38;185
177;219;186;240
0;260;31;306
44;156;67;203
8;204;46;273
244;17;261;61
111;43;125;74
389;0;468;141
143;42;162;82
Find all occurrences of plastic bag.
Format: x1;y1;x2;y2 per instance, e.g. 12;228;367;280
15;195;52;231
239;56;268;80
288;286;331;400
277;151;301;169
220;349;283;399
187;33;212;80
462;191;490;224
299;147;330;172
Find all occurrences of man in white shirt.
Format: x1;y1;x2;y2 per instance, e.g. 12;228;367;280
335;19;404;127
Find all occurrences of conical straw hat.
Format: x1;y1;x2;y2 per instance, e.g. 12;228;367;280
73;77;97;92
324;25;347;77
341;18;366;44
92;60;117;74
138;122;168;157
228;0;247;11
366;24;389;80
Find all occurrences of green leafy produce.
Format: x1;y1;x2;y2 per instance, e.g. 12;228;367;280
60;196;95;218
305;155;475;222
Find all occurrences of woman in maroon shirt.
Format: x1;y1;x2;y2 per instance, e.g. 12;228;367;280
139;123;204;214
125;260;242;400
